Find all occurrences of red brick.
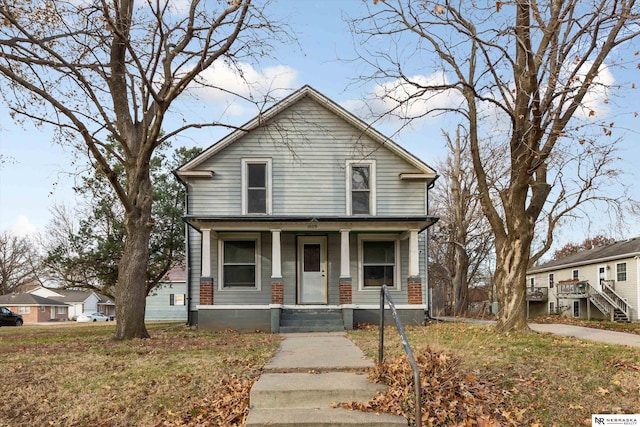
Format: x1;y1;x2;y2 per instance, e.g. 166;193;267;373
271;282;284;304
407;281;422;304
200;278;214;305
339;281;352;304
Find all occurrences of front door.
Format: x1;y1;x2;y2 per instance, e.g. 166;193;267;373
298;236;327;304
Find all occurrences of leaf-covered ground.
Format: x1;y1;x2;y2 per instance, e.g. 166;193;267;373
0;323;280;427
348;323;640;426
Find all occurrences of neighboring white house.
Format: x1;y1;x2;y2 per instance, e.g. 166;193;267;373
28;287;115;320
526;237;640;323
176;85;439;332
145;267;188;322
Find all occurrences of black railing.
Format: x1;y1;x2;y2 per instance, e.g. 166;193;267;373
379;284;422;426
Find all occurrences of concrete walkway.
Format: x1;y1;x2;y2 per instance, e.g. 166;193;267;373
529;323;640;347
246;332;407;426
436;317;640;348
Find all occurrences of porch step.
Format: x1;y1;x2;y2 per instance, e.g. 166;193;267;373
279;309;344;333
246;372;406;427
614;308;631;323
250;373;386;409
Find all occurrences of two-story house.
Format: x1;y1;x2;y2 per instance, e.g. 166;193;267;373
526;237;640;323
177;86;439;332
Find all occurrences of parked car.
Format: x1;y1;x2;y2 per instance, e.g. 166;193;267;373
76;312;110;322
0;306;23;326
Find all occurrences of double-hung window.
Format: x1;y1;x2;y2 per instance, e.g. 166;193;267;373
219;234;261;290
242;159;272;214
347;161;376;215
616;263;627;282
548;273;554;288
359;235;399;290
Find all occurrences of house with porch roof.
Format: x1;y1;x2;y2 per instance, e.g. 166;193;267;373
176;85;439;332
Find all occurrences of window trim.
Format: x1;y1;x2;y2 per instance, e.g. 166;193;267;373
346;160;376;216
616;262;627;282
357;234;400;291
241;158;272;215
217;233;262;291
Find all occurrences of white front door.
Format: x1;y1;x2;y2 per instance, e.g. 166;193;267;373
298;236;327;304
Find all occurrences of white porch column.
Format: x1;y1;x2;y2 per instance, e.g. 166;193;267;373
201;228;211;277
271;229;282;278
408;229;420;277
340;229;351;278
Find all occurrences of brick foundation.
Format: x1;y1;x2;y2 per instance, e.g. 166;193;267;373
271;281;284;304
339;280;352;304
407;279;422;304
200;277;214;305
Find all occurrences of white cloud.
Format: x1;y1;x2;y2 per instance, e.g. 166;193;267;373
10;215;39;238
570;62;615;120
189;62;298;116
342;72;462;129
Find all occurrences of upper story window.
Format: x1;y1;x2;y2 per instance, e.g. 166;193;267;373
616;262;627;282
347;160;376;215
242;158;272;215
572;269;579;280
548;273;554;288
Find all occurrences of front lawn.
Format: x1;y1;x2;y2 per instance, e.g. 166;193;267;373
348;322;640;426
0;322;280;426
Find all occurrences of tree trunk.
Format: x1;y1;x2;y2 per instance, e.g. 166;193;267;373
112;165;153;340
452;246;469;316
494;234;531;333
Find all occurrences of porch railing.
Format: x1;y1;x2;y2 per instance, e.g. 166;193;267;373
379;284;422;427
557;280;588;296
600;281;632;321
526;287;548;301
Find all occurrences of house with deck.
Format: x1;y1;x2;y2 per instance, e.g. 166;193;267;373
526;237;640;322
177;85;439;332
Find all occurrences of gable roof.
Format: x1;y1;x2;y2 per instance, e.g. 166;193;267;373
0;293;70;307
29;287;97;303
528;237;640;274
177;85;438;179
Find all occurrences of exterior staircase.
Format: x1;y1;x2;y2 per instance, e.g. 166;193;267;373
245;333;407;427
279;308;344;333
246;372;407;426
558;280;632;322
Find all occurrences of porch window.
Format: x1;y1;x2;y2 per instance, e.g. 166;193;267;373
616;263;627;282
242;158;272;214
219;234;261;290
347;161;376;215
359;235;399;290
56;307;66;314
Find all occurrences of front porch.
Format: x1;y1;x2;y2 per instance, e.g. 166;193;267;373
190;216;435;332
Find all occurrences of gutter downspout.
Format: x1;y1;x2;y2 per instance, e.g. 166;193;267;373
174;170;192;326
424;177;439;322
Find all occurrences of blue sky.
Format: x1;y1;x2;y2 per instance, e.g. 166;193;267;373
1;0;639;246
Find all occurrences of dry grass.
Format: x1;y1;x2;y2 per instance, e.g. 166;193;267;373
0;322;280;427
348;322;640;426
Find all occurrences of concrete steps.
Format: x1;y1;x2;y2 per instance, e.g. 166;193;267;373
246;372;406;427
279;309;344;333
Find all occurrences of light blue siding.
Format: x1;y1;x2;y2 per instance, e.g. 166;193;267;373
188;97;427;217
145;282;188;321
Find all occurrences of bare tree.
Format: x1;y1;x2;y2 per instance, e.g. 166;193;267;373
0;231;39;295
429;126;493;316
350;0;639;332
0;0;290;339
